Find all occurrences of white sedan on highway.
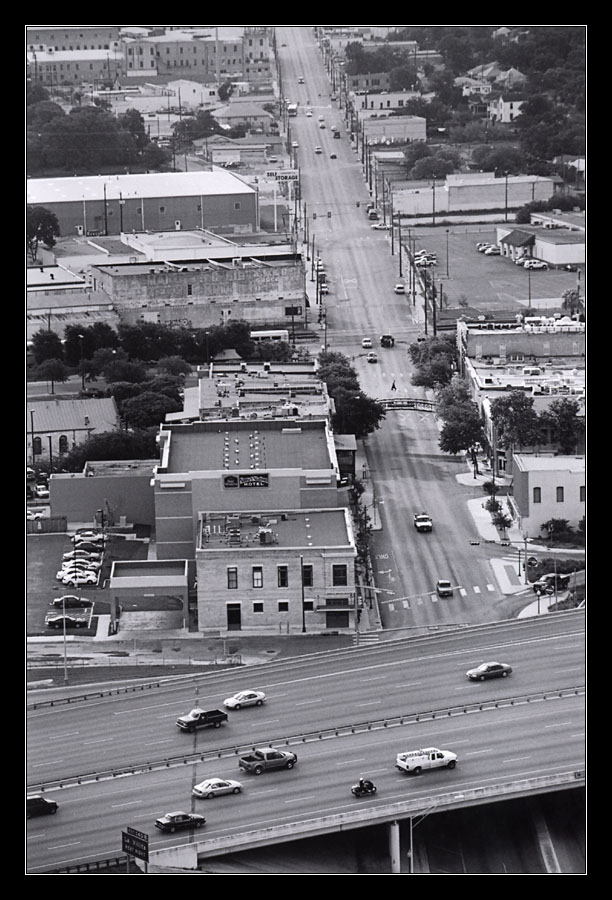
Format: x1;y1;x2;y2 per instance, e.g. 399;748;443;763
223;690;266;709
192;778;243;799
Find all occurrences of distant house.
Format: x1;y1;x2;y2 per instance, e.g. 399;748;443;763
211;101;275;134
488;93;525;124
27;397;122;465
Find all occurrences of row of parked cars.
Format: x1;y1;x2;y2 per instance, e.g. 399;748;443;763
476;241;578;271
45;530;107;628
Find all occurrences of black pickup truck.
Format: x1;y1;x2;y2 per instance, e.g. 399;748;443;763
176;708;228;732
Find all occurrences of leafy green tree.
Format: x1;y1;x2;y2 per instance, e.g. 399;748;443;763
435;376;473;418
27;81;49;105
27;205;60;261
490;391;540;450
561;289;584;316
34;358;68;394
411;357;455;388
104;359;148;384
218;81;234;102
157;356;193;378
62;429;159;471
410;156;456;180
144;375;184;403
117;322;179;362
27;100;66;130
40;106;138;172
117;108;149;153
439;402;484;454
121;391;182;429
31;329;64;364
539;398;585;454
331;387;386;438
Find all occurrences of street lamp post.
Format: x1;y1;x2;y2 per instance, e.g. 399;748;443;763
300;555;306;633
61;595;69;685
504;171;509;223
432;175;437;226
445;228;450;277
47;434;53;469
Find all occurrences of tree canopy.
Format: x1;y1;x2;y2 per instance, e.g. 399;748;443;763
27;205;60;261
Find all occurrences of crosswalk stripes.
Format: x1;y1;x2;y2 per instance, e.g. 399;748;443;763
354;631;380;645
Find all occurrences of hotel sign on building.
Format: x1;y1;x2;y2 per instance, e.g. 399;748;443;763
223;473;270;489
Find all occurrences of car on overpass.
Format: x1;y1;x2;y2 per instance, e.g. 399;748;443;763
466;661;513;681
154;811;206;833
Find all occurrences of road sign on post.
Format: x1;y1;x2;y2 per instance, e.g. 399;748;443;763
265;169;299;182
122;826;149;863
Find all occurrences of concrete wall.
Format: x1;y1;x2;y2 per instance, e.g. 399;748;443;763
50;470;156;526
512;459;585;535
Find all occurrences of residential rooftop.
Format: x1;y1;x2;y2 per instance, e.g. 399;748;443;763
514;454;585;473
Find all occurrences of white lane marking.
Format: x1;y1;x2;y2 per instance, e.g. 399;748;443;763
295;699;322;706
503;757;531;763
464;748;494;755
144;739;174;746
111;800;143;809
460;588;467;596
48;842;82;850
48;732;80;740
32;760;64;767
545;721;573;728
82;738;113;745
474;586;481;594
486;584;495;592
285;796;316;804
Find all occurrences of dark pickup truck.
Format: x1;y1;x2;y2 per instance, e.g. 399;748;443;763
238;747;297;775
176;708;228;733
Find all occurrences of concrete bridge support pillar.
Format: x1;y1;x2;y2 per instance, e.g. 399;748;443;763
389;819;401;873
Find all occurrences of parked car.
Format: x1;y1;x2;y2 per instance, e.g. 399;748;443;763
50;595;93;609
45;613;88;629
291;141;299;149
63;550;103;562
477;243;492;252
366;352;378;363
371;222;390;230
35;484;49;499
192;778;243;799
532;573;571;594
59;570;99;587
154;811;206;833
514;256;529;265
223;690;266;709
484;246;501;255
436;579;453;597
27;509;44;521
562;263;578;271
394;283;405;294
466;661;513;681
524;260;549;270
314;146;322;154
74;530;106;541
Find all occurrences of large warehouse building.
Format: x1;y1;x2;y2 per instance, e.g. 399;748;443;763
26;170;259;238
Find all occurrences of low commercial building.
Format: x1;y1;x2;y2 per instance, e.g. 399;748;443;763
510;454;585;538
167;360;333;424
89;251;307;330
26;170;258;238
154;418;346;561
195;507;357;634
27;397;122;467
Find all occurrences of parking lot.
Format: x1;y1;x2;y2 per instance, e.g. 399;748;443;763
407;226;583;312
26;533;151;637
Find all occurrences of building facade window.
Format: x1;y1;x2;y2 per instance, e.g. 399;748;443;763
303;600;314;612
332;564;348;586
32;437;42;456
278;601;289;613
252;566;263;588
277;565;288;588
533;487;542;503
580;485;585;502
58;435;68;453
556;486;564;502
227;567;238;589
302;564;313;587
253;602;264;613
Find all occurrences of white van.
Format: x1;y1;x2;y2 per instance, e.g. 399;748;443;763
396;747;457;775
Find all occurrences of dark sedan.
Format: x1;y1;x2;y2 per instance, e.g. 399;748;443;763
466;661;513;681
154;811;206;833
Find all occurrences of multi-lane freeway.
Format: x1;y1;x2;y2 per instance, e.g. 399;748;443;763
26;615;585;872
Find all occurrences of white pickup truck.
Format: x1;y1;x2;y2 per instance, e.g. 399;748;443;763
413;513;433;533
396;747;457;775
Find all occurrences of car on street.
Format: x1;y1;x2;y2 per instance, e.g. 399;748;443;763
361;338;373;348
319;122;326;129
50;595;93;609
320;283;329;294
484;246;501;255
371;222;390;230
27;795;59;817
394;283;405;294
366;352;378;363
298;76;304;84
223;690;266;709
380;334;395;347
532;572;571;594
305;110;312;117
154;811;206;833
314;146;322;154
436;579;453;597
45;613;89;629
524;259;549;270
318;115;324;121
330;152;337;159
192;778;243;799
466;661;513;681
414;513;433;533
291;141;299;149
